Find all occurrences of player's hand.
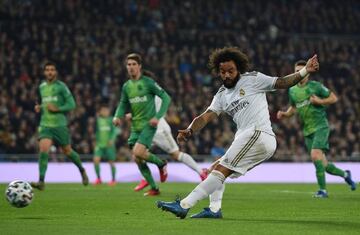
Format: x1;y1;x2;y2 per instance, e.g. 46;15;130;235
113;117;122;126
305;54;319;73
309;95;322;105
125;113;132;121
47;103;59;112
107;141;113;147
34;103;41;113
149;118;159;127
177;129;193;143
276;111;286;120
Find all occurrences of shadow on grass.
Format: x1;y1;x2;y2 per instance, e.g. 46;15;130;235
222;218;360;230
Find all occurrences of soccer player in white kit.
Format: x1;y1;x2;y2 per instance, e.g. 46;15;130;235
157;47;319;219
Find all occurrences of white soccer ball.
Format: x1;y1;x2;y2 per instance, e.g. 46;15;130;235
5;180;34;208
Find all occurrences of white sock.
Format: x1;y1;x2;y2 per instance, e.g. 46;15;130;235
180;170;225;209
209;183;225;213
178;152;202;174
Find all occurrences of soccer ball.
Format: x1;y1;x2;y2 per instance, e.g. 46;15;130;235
5;180;34;208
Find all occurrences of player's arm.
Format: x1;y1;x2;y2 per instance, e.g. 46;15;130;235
113;86;129;126
177;109;218;142
274;55;319;89
277;106;296;120
310;92;338;106
149;80;171;120
48;85;76;113
35;86;42;113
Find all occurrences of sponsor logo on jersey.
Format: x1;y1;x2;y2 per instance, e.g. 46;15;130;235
99;126;111;131
296;99;310;108
228;99;250;116
239;89;245;96
42;96;58;103
129;96;148;104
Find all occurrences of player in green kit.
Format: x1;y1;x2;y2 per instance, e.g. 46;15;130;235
277;60;356;198
93;104;119;186
31;62;89;190
113;53;171;196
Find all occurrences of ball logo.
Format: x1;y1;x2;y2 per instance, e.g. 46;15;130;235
239;89;245;96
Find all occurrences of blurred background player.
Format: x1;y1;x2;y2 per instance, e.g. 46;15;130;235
93;104;119;186
113;53;171;196
157;47;320;219
132;71;208;191
31;62;89;190
277;60;356;198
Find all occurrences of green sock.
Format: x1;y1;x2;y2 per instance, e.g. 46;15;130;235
146;153;164;167
314;160;326;190
94;163;100;179
137;162;157;189
68;150;84;172
39;152;49;182
325;162;345;177
110;165;116;181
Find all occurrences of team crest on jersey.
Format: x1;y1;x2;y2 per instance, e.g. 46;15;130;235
239;89;245;96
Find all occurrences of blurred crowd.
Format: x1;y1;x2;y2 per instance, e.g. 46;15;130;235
0;0;359;162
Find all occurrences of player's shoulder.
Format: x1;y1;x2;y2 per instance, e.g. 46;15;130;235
142;75;155;83
39;81;47;88
56;80;68;88
241;71;259;77
308;80;323;87
215;85;226;96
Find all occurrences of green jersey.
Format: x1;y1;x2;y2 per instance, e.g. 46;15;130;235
114;75;171;132
289;80;331;136
96;117;119;148
39;80;76;127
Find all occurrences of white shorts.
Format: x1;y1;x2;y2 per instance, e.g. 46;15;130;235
152;118;179;154
219;127;277;178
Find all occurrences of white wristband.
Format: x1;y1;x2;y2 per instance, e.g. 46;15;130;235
299;67;308;78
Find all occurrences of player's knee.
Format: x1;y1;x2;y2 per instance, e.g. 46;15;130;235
170;151;180;160
133;148;146;158
62;147;72;156
311;150;323;161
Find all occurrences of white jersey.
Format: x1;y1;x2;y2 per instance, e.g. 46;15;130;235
153;96;179;153
208;71;277;136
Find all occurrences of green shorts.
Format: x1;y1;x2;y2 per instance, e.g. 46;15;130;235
38;126;71;146
304;128;329;154
94;146;116;161
128;125;157;149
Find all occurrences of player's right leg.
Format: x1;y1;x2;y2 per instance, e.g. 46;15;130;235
311;149;329;198
31;137;53;191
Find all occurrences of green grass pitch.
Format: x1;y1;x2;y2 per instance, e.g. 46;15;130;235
0;183;359;235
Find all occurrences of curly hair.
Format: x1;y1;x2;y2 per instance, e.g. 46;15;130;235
208;47;250;75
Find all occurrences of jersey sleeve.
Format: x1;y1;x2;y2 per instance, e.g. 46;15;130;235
254;72;278;92
315;82;331;98
58;84;76;112
114;85;130;118
207;94;223;115
148;79;171;119
288;89;296;106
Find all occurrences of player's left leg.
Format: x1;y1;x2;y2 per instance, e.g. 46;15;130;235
62;145;88;186
107;147;117;186
108;160;116;186
134;126;167;182
93;155;102;184
56;126;88;186
152;129;207;180
170;151;208;180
